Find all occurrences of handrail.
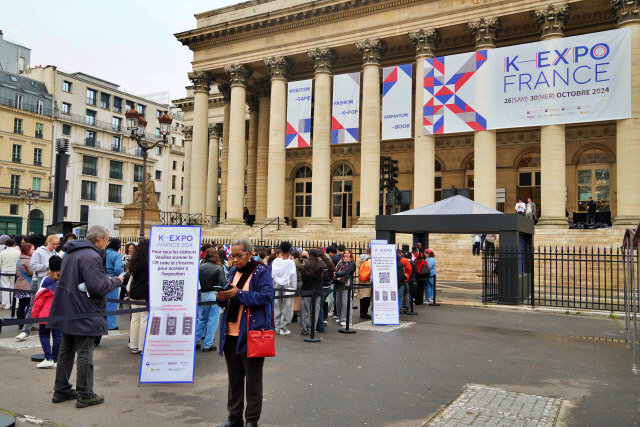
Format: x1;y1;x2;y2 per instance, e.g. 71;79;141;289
246;217;281;242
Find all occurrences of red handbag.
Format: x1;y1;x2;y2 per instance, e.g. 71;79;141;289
246;308;275;358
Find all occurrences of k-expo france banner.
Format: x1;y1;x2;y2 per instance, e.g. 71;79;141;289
370;243;400;326
332;72;360;144
423;27;631;135
286;79;312;148
382;64;413;140
139;226;201;384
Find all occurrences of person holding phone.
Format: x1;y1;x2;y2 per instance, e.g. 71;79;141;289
216;239;273;427
196;248;225;352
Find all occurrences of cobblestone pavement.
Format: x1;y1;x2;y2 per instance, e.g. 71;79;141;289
428;384;562;426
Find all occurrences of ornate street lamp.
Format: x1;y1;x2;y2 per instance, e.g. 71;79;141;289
126;107;172;238
20;188;40;235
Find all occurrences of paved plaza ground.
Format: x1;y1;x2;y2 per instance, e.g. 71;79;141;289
0;296;638;426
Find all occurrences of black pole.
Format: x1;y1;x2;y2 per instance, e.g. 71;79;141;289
339;285;356;334
430;276;440;306
304;290;321;343
52;151;68;224
405;283;418;315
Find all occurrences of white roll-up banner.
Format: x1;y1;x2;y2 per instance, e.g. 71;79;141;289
423;28;631;135
382;64;413;140
139;226;201;384
286;79;312;148
331;72;361;144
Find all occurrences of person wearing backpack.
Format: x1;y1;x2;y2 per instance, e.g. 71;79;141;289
356;249;372;319
414;252;430;305
397;251;412;312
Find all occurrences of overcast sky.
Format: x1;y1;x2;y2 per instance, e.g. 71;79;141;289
2;0;241;102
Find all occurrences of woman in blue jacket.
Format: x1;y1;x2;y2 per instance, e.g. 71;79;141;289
105;238;124;330
216;239;273;427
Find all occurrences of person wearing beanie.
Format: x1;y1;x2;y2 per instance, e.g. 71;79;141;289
32;256;63;368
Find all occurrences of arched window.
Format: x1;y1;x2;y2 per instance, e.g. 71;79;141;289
294;166;312;218
577;148;611;212
517;153;541;211
332;164;353;228
435;160;443;202
464;159;474;200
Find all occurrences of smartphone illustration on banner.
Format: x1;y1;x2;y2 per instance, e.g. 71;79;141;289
391;291;397;301
166;315;177;335
182;315;193;335
382;291;388;301
374;291;380;301
150;316;161;335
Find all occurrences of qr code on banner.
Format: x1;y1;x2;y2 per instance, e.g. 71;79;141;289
162;280;184;301
378;272;390;283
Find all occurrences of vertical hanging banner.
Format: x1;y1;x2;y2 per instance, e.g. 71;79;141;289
423;28;631;134
423;50;490;135
140;225;201;384
331;72;361;144
286;79;312;148
382;64;413;140
370;243;400;325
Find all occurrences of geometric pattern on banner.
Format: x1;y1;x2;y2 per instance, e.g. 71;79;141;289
286;79;312;148
331;72;361;144
423;50;488;135
382;63;413;140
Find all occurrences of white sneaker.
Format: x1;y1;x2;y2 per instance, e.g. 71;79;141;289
340;321;346;327
37;359;55;369
15;332;28;341
52;361;57;368
3;304;11;310
280;329;291;335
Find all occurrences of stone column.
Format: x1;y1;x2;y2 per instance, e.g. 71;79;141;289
224;64;253;225
187;71;214;216
409;29;439;208
255;79;271;224
356;39;386;227
218;84;230;220
246;96;259;217
265;56;291;223
308;48;337;226
535;4;570;227
181;126;193;213
206;124;221;221
612;1;640;226
468;17;500;210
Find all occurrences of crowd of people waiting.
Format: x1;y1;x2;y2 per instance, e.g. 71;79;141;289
0;231;437;413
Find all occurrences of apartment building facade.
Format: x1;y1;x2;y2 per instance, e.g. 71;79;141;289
0;70;54;234
23;66;185;229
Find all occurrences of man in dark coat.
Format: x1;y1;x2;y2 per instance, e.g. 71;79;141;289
586;196;597;224
48;225;123;408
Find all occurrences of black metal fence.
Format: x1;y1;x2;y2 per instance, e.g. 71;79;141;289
482;246;624;312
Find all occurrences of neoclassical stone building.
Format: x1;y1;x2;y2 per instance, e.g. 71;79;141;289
173;0;640;231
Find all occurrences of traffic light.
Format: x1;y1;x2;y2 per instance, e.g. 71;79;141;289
389;159;399;189
380;156;391;191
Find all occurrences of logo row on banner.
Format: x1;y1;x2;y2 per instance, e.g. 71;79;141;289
285;27;631;146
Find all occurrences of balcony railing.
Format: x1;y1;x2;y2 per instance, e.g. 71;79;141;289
0;96;53;116
0;187;52;199
81;192;96;201
58;112;158;141
85;137;97;147
108;195;122;203
109;171;123;180
86;97;97;106
82;167;98;176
